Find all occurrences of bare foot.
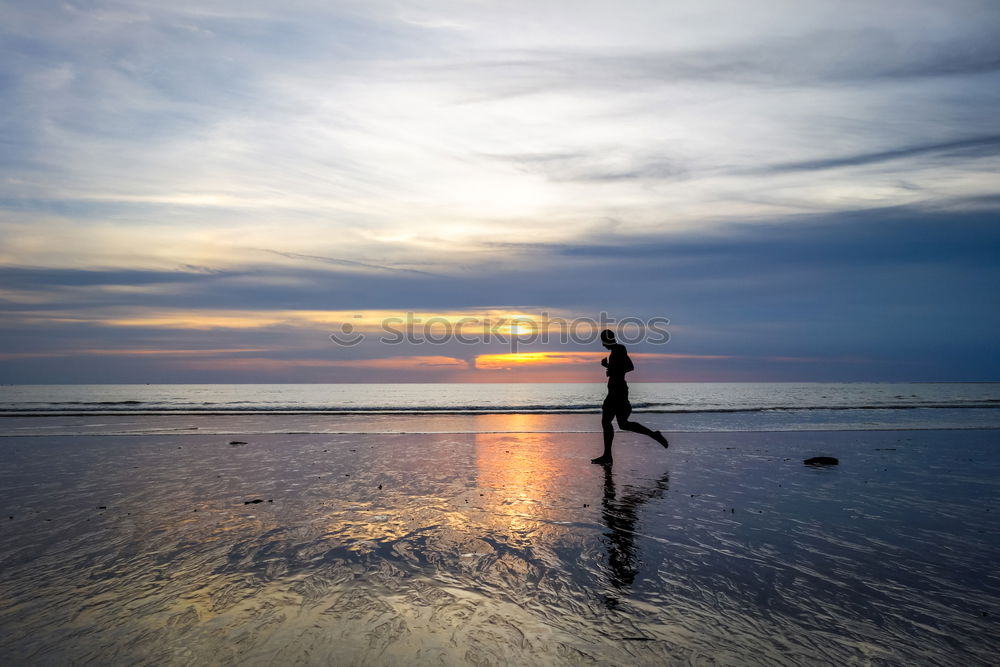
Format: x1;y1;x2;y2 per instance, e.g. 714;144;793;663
654;431;669;449
591;455;613;465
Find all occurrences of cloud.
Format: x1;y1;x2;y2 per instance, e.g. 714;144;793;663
752;134;1000;174
182;355;469;372
1;1;999;381
0;347;270;360
4;1;999;237
257;249;439;276
418;29;1000;97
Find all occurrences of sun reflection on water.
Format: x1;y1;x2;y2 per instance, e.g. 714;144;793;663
5;423;991;665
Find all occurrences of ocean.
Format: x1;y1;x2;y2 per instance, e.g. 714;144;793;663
2;382;999;434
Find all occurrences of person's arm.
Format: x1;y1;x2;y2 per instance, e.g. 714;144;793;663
620;348;635;374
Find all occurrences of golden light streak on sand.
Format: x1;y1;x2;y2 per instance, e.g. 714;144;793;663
472;416;577;541
303;416;576;555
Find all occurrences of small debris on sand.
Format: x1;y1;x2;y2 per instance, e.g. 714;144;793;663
229;441;247;446
244;499;264;505
805;456;839;466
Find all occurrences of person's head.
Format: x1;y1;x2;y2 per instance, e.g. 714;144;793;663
600;329;616;348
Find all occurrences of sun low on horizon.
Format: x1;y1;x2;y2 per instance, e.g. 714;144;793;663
1;0;999;384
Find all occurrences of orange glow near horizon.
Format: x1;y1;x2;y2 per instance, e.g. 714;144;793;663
475;351;732;370
1;307;578;332
179;355;469;372
4;348;735;381
474;352;604;370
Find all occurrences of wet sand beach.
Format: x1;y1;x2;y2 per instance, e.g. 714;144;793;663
1;418;998;665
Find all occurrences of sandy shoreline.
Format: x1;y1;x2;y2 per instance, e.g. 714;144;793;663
1;421;998;665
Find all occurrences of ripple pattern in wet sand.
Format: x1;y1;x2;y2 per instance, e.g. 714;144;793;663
1;427;998;665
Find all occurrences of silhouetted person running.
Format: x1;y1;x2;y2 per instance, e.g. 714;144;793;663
591;329;669;465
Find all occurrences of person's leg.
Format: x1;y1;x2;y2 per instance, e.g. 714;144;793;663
617;403;669;448
592;397;616;464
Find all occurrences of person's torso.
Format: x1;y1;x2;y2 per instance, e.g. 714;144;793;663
605;344;633;385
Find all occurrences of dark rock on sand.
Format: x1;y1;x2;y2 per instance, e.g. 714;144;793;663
244;499;263;505
229;441;248;446
805;456;839;466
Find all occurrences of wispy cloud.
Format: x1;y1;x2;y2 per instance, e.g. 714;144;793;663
753;134;1000;174
257;249;439;276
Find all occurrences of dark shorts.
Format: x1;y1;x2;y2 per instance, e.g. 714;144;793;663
603;383;632;420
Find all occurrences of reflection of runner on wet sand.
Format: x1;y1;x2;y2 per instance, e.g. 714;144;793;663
600;465;670;607
592;329;669;465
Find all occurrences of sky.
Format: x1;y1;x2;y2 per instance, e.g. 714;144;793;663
1;0;998;383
